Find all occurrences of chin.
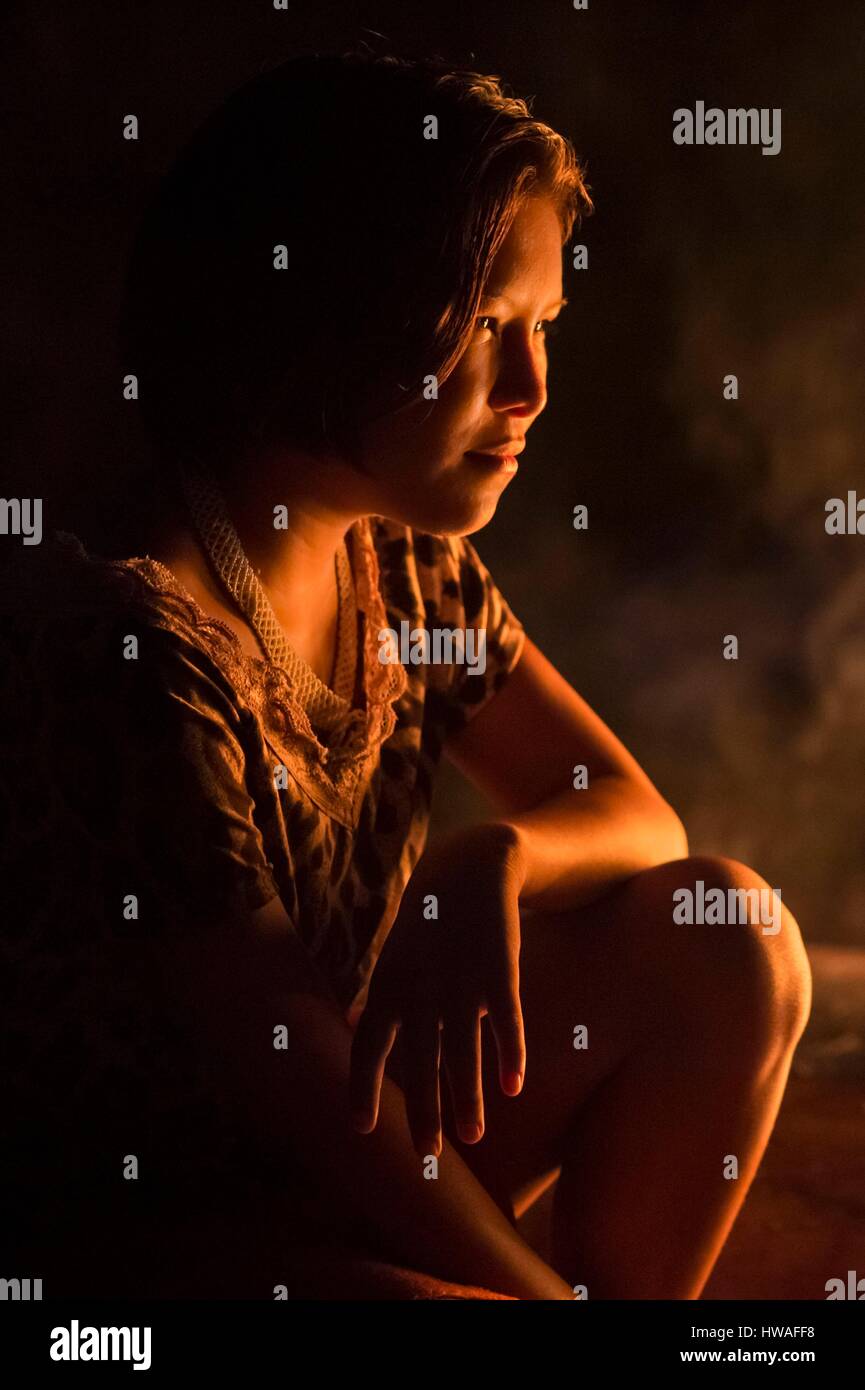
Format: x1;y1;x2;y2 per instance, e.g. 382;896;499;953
390;486;503;539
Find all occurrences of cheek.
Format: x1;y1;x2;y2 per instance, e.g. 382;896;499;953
357;355;487;474
386;390;474;459
439;351;487;409
419;358;487;446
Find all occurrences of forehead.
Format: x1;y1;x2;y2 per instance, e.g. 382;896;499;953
482;195;563;298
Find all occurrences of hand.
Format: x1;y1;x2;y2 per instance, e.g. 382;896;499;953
349;822;528;1158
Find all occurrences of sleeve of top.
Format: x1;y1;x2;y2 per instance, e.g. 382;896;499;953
430;531;527;733
85;615;283;934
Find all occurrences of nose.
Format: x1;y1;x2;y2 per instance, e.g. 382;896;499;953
487;329;548;422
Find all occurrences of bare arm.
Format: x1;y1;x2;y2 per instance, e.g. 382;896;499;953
165;893;575;1301
446;636;689;912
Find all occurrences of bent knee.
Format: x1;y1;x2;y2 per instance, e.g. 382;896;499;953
699;855;812;1041
625;853;812;1049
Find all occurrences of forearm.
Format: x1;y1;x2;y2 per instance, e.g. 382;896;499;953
497;774;689;914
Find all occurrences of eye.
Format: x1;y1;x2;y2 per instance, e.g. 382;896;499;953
473;316;561;340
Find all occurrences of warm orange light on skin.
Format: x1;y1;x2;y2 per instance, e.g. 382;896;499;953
445;635;690;913
154;195;568;657
480;291;570;313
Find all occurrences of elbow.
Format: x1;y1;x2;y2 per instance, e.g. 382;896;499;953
607;775;690;870
624;778;689;867
657;798;689;863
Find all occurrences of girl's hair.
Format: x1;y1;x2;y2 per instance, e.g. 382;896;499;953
120;43;593;479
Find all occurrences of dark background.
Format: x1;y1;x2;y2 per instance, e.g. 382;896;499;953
4;0;864;944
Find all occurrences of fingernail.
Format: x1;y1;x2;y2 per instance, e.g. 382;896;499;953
352;1110;373;1133
459;1123;483;1144
503;1070;523;1096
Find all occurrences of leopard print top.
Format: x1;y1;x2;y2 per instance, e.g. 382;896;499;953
0;516;525;1260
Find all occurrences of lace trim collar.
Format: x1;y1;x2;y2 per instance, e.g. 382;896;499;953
108;516;406;828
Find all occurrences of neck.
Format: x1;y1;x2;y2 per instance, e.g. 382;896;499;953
220;472;356;621
159;446;376;631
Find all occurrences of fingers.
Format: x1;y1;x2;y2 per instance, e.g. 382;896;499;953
349;1009;399;1133
401;1012;443;1159
442;1008;485;1144
487;976;526;1098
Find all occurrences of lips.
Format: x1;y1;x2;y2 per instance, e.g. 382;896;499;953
464;450;520;475
467;441;526;458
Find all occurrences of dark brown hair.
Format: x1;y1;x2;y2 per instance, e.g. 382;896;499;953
120;43;593;480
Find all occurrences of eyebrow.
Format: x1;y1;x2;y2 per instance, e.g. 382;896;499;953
479;291;570;313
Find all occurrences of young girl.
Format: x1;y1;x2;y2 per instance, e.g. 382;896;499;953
0;47;811;1300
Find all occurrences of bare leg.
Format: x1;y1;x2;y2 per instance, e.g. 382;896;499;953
551;1006;803;1298
409;854;812;1300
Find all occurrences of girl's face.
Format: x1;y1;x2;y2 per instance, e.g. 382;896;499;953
353;193;567;536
